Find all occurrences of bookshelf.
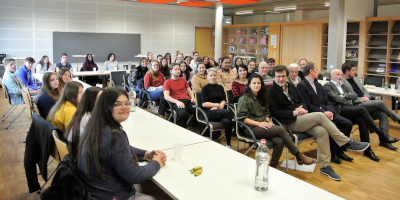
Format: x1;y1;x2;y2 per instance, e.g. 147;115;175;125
363;16;400;86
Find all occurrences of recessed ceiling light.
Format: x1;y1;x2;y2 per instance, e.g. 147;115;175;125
235;11;253;15
274;6;296;11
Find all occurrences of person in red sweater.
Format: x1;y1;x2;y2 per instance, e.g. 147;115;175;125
164;63;196;128
143;60;164;102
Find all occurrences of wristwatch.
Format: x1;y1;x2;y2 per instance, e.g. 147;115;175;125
146;152;151;162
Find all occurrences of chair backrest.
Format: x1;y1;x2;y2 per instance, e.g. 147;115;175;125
265;83;273;90
2;82;11;103
194;93;205;122
52;130;69;161
226;90;234;104
33;102;40;116
21;88;33;119
110;71;127;87
233;103;253;141
364;76;384;87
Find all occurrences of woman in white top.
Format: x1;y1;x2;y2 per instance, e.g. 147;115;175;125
104;53;120;71
36;55;56;74
288;63;301;87
65;87;103;159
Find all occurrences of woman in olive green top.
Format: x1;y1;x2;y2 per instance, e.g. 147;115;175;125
237;74;315;167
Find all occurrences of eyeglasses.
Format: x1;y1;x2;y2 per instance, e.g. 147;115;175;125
275;75;287;79
289;71;299;74
259;67;268;69
114;102;131;109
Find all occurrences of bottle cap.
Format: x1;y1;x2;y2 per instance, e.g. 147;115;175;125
260;139;266;144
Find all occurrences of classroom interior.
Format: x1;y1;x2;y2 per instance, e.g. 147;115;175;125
1;0;400;199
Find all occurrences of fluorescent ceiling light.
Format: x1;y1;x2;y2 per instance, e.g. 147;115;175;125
265;11;273;13
225;21;231;24
236;11;253;15
272;11;280;14
325;3;330;7
274;6;296;11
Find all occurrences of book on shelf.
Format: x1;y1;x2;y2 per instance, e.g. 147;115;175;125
239;49;246;53
345;50;358;58
229;46;237;53
389;64;400;73
376;64;386;73
261;47;268;55
260;36;268;45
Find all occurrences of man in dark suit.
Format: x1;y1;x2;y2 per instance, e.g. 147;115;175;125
323;69;397;162
297;62;353;164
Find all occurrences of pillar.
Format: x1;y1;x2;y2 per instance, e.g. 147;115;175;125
214;3;223;60
327;0;345;72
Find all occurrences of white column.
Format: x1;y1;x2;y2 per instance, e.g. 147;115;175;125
214;3;223;60
327;0;345;72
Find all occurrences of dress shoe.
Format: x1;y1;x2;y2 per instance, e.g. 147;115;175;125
364;149;380;162
330;155;342;164
296;152;316;165
379;142;398;151
337;153;353;162
380;135;398;144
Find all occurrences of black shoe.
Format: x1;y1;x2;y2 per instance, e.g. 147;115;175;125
330;155;342;164
380;135;399;144
379;142;398;151
337;153;353;162
364;149;380;162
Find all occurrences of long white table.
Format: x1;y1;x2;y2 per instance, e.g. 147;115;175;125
152;141;343;200
121;108;209;151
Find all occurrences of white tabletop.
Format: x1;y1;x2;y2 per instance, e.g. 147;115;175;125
153;141;343;200
72;70;131;77
32;73;92;91
135;54;148;58
121;108;209;151
72;55;94;58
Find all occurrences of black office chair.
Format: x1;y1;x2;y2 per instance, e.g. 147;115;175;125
364;76;384;100
110;71;129;92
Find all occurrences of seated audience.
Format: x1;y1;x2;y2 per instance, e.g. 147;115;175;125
184;56;191;68
133;58;149;92
35;72;60;119
15;57;39;92
324;69;398;161
266;58;275;77
341;63;399;150
160;57;170;77
82;53;100;86
297;63;353;164
234;57;243;71
228;53;235;68
209;59;219;70
297;58;308;80
190;52;199;69
36;55;56;74
246;61;256;78
203;55;211;69
104;53;119;71
237;74;316;168
288;63;301;87
57;68;71;93
217;56;238;91
176;53;183;64
77;87;168;200
140;60;164;105
164;63;197;129
146;52;153;67
65;87;103;158
201;68;235;148
267;65;369;181
191;63;208;93
157;55;163;64
256;62;273;84
180;62;192;83
164;53;172;65
3;58;29;105
232;64;248;103
47;81;83;132
55;52;72;71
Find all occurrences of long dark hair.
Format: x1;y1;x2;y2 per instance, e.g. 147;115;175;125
180;62;191;81
65;87;103;159
57;68;70;91
35;72;60;102
77;87;139;180
84;54;97;69
38;55;52;71
243;74;268;107
160;57;170;76
164;53;171;64
47;81;83;122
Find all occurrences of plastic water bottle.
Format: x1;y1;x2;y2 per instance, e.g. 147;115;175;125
129;90;136;112
396;77;400;93
254;139;270;191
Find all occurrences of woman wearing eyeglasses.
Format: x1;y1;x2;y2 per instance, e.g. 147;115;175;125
288;63;301;87
77;87;168;200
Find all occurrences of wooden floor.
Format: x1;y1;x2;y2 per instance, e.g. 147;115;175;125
1;87;400;200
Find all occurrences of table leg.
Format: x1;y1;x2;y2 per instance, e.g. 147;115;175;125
102;75;107;88
76;57;79;71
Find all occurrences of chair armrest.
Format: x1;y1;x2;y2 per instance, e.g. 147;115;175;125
139;88;154;102
192;105;210;129
271;117;295;140
225;102;235;115
122;83;129;92
110;80;115;87
232;119;259;149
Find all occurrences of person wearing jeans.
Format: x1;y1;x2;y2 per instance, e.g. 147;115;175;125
164;63;196;128
139;60;164;106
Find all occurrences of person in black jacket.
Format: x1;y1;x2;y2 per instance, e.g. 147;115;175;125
132;58;149;92
297;63;354;164
267;65;369;181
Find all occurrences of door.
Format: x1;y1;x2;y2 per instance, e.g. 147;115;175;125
281;24;318;65
195;27;213;59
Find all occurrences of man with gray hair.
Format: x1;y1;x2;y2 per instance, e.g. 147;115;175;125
256;62;273;84
287;63;301;86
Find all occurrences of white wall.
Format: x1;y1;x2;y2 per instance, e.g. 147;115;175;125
345;0;374;20
0;0;215;65
378;4;400;17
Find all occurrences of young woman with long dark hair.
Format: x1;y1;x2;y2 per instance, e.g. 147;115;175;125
246;61;256;78
36;55;56;74
142;60;164;103
203;55;211;69
160;57;170;77
82;53;100;85
35;72;60;119
191;63;208;93
65;87;103;158
236;74;315;168
164;53;172;65
57;68;71;93
104;53;119;70
47;81;83;132
231;64;248;103
179;62;192;83
77;87;167;200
